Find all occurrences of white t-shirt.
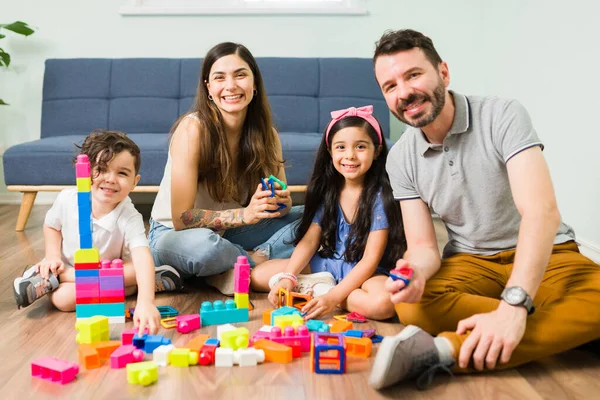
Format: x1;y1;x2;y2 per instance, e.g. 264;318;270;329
45;188;149;268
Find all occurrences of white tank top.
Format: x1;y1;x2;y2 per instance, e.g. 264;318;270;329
151;113;243;229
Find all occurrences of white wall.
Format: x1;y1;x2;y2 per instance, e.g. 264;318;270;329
1;0;598;254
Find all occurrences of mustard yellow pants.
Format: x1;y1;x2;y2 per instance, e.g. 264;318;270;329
395;241;600;372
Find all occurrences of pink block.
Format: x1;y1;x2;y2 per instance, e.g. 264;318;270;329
76;283;100;292
110;345;144;368
31;357;79;385
99;289;125;298
121;328;147;345
234;278;250;293
75;155;91;178
250;330;272;345
99;268;124;277
76;289;100;299
176;314;201;334
268;325;311;352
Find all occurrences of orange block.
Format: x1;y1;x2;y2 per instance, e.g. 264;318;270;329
329;320;352;333
78;344;101;369
186;334;210;355
262;309;274;325
252;339;292;364
344;337;372;358
90;341;121;359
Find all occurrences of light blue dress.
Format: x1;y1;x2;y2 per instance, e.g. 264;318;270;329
309;192;390;283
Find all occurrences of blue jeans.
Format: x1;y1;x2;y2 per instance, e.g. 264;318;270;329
148;205;303;278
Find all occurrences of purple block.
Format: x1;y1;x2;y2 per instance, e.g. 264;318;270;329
75;276;99;285
100;276;124;290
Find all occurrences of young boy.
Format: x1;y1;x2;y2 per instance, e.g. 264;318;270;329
13;130;183;334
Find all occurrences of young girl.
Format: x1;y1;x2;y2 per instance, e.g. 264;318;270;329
251;105;406;320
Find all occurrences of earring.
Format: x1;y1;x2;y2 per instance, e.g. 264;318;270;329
253;89;258;96
208;94;213;101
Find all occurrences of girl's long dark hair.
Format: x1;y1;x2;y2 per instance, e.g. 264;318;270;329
294;116;406;268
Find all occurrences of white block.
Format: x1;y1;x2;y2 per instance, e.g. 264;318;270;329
153;344;175;366
215;348;235;367
234;348;265;367
258;325;273;332
217;324;237;340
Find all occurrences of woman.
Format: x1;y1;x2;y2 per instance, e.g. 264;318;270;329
149;42;303;295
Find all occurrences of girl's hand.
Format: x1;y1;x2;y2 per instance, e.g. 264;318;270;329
302;293;338;320
133;301;160;336
35;258;65;280
267;277;296;307
243;184;282;224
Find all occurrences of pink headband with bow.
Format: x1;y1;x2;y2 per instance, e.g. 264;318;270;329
325;105;383;146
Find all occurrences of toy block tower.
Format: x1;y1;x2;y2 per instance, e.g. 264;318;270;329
74;155;125;323
233;256;250;309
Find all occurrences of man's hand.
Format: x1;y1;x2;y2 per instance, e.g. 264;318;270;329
456;301;527;370
133;301;161;336
385;259;425;304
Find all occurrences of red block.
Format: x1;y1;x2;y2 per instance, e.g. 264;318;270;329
31;357;79;385
99;296;125;304
199;345;217;365
75;296;99;304
74;262;100;270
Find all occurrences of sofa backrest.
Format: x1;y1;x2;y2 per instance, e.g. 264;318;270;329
41;58;389;139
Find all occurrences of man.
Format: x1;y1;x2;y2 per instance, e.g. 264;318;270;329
368;29;600;390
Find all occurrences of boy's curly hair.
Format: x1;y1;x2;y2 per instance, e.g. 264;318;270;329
74;130;141;176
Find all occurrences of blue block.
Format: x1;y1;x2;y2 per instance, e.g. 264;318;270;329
199;299;248;326
271;306;302;325
314;344;346;374
143;335;171;353
78;213;92;237
75;302;125;318
132;333;147;350
75;269;99;278
306;319;330;332
80;233;93;249
343;330;363;338
204;338;220;347
78;191;91;205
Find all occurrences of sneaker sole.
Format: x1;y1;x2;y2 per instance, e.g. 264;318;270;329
369;325;421;390
13;278;29;309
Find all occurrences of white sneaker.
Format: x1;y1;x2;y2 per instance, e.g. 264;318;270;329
295;272;336;296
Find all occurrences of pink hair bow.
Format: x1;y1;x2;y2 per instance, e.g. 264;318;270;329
325;105;383;146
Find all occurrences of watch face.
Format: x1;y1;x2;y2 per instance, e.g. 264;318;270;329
505;287;526;305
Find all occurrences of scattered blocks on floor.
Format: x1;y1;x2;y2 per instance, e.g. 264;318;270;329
31;358;79;385
234;348;265;367
270;306;302;326
75;315;109;344
200;299;248;326
169;348;199;367
273;314;304;330
110;345;145;369
153;344;176;367
127;361;158;386
252;339;293;364
312;332;346;374
220;327;249;350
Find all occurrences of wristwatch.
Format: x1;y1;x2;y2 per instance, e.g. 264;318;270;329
500;286;535;315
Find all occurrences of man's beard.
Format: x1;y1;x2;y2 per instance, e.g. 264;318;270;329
393;80;446;128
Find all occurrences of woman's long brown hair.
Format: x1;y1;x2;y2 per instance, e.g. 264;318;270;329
171;42;282;205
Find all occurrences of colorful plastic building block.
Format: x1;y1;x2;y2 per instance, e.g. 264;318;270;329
267;325;311;352
205;338;220;347
312;332;346;374
75;315;109;344
121;328;148;345
126;361;158;386
110;345;144;369
277;287;312;310
161;314;201;334
273;314;304;330
234;256;250;294
261;175;287;212
217;323;237;340
186;334;210;355
31;358;79;384
132;334;171;353
199;344;217;365
250;325;275;345
215;348;235;367
234;348;265;367
78;341;121;369
344;337;372;358
234;292;249;309
329;319;353;333
252;339;292;364
263;308;274;325
75;303;125;323
270;306;302;325
153;344;175;367
306;319;330;332
220;327;250;350
389;266;414;286
343;330;364;338
200;299;248;326
169;348;199;367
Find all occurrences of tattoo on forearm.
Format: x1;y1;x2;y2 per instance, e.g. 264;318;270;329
181;208;246;230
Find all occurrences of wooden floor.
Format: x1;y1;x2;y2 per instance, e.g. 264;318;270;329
0;204;599;400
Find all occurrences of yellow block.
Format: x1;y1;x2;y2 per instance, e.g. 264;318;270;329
274;314;304;330
221;327;249;350
76;177;91;192
74;248;100;264
234;293;249;309
126;361;158;386
169;348;198;367
75;316;109;344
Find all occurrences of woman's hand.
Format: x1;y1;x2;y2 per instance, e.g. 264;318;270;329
243;184;283;224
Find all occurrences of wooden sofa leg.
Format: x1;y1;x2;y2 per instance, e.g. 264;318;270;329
16;191;38;232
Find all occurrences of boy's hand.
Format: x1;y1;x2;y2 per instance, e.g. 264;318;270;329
268;278;295;307
35;259;65;280
302;293;337;320
133;301;160;335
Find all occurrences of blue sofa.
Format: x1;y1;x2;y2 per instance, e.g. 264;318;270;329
3;58;391;231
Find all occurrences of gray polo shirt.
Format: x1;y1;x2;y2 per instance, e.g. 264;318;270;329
386;91;575;258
